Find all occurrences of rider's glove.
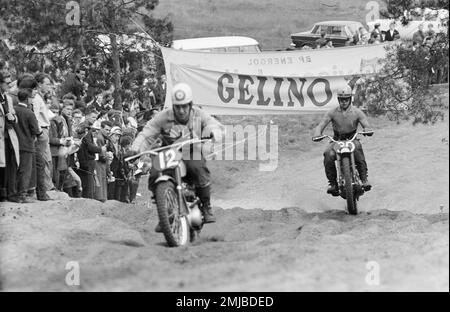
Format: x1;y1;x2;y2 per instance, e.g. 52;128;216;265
209;129;223;143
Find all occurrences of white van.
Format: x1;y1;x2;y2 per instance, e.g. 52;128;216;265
171;36;261;53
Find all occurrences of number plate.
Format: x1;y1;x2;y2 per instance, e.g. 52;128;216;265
153;149;182;171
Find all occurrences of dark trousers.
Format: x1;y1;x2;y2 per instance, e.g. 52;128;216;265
323;140;368;183
0;137;18;200
107;181;117;200
107;181;121;201
79;161;96;199
129;177;139;202
17;151;34;196
114;178;140;203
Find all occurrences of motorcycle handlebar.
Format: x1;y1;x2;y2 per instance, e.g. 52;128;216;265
124;138;213;163
312;131;374;143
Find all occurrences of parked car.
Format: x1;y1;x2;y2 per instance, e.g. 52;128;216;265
171;36;261;53
290;21;369;48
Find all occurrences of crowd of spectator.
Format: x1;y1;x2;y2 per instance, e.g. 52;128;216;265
304;21;441;50
0;60;164;204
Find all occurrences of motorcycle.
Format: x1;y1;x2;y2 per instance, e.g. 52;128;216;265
125;138;212;247
313;131;374;215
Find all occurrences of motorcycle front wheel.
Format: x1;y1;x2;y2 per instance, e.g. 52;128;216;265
342;156;358;215
155;181;189;247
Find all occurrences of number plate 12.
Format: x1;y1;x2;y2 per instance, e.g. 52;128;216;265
153;149;182;171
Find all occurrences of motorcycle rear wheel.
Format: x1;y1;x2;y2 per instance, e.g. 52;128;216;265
342;156;358;215
155;181;189;247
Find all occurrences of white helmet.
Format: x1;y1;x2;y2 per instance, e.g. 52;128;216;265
337;85;353;99
172;82;193;105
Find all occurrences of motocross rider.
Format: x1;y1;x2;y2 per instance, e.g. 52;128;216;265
312;85;373;196
131;82;224;230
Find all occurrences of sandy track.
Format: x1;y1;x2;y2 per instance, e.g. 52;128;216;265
0;110;448;291
0;199;447;291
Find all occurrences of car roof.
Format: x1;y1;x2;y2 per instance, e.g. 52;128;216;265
171;36;259;50
314;21;363;26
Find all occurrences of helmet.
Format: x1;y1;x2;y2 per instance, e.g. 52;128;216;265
172;82;193;105
337;85;353;99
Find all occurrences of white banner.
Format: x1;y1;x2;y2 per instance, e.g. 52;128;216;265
161;45;387;114
170;64;353;115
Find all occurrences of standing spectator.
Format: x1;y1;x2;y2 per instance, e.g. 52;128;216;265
78;122;106;199
107;126;122;200
422;37;435;85
60;102;82;198
77;107;106;199
371;22;383;41
33;73;56;200
413;24;426;45
0;71;20;202
94;120;112;202
49;102;73;190
11;90;41;203
156;74;167;107
17;76;39;198
384;22;399;41
72;108;84;138
116;135;137;203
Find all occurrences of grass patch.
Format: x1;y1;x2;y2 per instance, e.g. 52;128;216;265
153;0;383;50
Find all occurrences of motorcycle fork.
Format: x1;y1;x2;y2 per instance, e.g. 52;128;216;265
174;167;188;216
335;154;342;185
350;152;357;182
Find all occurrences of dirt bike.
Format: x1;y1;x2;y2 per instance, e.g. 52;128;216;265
313;131;374;215
125;138;212;247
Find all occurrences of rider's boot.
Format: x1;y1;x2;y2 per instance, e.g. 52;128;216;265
327;181;339;196
362;178;372;191
359;170;372;191
196;185;216;223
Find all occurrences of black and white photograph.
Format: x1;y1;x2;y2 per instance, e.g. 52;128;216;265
0;0;449;296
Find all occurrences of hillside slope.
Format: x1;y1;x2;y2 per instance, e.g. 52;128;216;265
153;0;378;49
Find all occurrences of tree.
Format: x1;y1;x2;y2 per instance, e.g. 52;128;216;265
358;37;448;124
381;0;449;19
0;0;173;110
